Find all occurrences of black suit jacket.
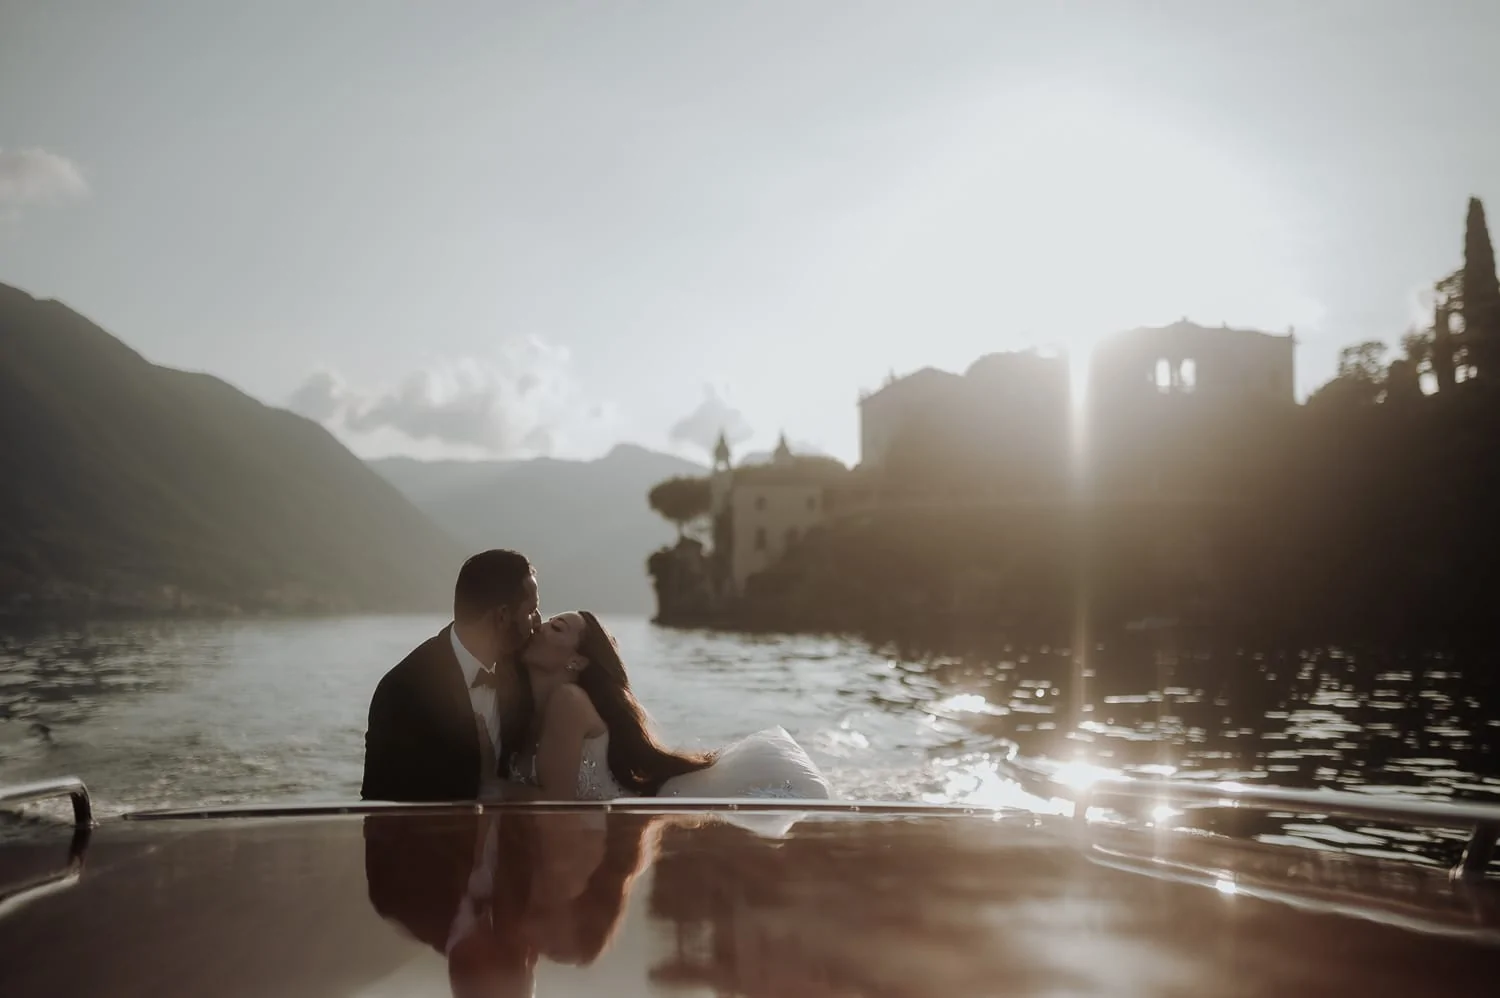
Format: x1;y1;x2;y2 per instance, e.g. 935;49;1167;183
361;626;492;802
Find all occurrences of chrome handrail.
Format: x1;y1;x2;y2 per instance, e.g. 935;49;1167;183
0;866;84;921
0;777;94;827
1002;759;1500;883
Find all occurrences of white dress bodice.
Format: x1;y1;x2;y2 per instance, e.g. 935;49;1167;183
575;732;630;800
512;732;629;800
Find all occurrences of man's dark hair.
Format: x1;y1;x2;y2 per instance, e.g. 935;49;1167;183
453;549;534;623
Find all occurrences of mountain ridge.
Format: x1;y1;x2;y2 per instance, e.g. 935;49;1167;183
369;445;706;614
0;281;463;615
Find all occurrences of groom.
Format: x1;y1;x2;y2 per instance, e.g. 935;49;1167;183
361;548;542;802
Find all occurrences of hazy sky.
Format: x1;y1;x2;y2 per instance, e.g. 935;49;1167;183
3;1;1498;464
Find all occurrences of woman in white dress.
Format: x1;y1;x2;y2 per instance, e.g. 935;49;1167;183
512;611;832;801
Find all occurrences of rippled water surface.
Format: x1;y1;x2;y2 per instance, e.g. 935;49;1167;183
1;615;1496;868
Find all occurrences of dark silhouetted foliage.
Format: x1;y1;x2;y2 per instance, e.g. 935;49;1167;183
648;476;712;537
1464;197;1500;375
1431;302;1458;392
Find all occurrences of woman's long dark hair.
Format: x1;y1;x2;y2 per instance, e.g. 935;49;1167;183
575;611;713;795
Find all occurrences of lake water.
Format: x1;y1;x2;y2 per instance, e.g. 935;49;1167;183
1;615;1497;870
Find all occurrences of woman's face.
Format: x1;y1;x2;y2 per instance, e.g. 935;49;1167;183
521;612;587;675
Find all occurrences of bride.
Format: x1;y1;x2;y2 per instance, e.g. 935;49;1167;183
510;611;831;801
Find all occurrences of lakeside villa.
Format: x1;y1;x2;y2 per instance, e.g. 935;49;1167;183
652;320;1298;620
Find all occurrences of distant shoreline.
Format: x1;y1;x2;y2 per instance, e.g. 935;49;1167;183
0;604;450;628
0;603;660;630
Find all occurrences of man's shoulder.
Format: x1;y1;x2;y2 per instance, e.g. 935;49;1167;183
376;629;454;693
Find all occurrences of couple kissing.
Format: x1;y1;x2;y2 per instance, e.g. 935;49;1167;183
361;548;831;803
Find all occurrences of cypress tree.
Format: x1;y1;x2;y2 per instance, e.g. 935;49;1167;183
1463;197;1500;377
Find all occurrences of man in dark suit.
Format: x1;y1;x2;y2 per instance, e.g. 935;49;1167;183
362;549;542;802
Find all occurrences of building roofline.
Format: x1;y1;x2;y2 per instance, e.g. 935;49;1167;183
1107;320;1295;343
858;366;964;405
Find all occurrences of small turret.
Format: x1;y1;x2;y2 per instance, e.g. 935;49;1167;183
713;431;731;471
772;432;792;465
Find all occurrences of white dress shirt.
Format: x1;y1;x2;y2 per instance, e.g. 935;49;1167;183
445;812;500;955
451;626;503;796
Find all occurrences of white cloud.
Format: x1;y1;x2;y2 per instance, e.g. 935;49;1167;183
288;336;613;458
0;148;88;204
668;385;753;456
286;370;347;423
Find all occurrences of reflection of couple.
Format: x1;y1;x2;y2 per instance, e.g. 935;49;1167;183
361;549;830;802
364;809;668;997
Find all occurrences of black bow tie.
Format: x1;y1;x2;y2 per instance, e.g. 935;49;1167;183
470;667;501;690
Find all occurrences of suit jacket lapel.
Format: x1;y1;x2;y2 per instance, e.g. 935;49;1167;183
429;626;481;770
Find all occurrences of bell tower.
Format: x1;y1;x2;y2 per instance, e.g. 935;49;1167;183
709;430;733;518
708;430;735;593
